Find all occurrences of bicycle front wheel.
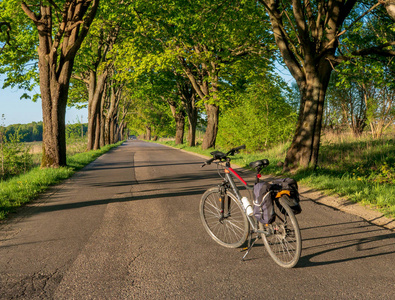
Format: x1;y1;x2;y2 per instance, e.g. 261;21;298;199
260;196;302;268
200;187;249;248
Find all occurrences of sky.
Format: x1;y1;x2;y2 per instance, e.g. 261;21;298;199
0;75;88;127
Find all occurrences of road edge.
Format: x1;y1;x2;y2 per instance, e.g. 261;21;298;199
163;143;395;231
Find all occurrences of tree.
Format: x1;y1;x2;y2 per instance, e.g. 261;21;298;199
176;76;198;146
258;0;395;170
325;74;368;136
20;0;99;167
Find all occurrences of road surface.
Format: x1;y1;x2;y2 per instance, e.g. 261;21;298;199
1;140;394;299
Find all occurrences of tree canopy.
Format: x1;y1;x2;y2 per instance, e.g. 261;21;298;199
0;0;394;171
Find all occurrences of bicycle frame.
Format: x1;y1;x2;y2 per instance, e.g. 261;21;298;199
219;161;263;233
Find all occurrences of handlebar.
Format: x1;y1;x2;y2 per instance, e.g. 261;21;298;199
201;145;246;167
226;144;246;156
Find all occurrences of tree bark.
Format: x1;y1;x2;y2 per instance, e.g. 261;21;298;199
104;83;122;145
178;79;198;147
145;125;151;140
87;70;107;150
202;103;219;149
169;101;185;145
22;1;99;167
187;106;198;147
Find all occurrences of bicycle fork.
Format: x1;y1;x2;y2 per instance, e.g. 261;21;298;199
218;183;231;222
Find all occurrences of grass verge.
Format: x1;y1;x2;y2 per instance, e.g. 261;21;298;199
156;139;395;219
0;141;123;220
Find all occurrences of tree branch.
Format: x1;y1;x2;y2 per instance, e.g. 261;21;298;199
351;41;395;56
21;2;39;22
321;1;382;55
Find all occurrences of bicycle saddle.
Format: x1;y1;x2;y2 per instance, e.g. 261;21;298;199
249;159;269;169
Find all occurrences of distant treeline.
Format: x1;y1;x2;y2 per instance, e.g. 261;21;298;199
1;122;88;142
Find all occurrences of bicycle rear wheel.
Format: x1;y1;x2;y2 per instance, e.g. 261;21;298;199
260;196;302;268
200;187;249;248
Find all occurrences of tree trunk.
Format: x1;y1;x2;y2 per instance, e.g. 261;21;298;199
145;125;151;140
100;92;106;147
181;85;198;147
94;113;101;150
110;117;117;144
87;71;107;150
84;25;118;150
104;83;121;145
178;52;219;149
169;102;185;145
187;107;198;147
21;1;99;167
285;65;332;169
40;72;69;167
202;103;219;150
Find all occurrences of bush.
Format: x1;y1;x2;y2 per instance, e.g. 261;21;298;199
217;76;296;151
0;129;33;180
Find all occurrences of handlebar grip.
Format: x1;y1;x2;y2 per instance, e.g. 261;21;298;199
227;144;246;155
234;144;246;151
201;158;215;167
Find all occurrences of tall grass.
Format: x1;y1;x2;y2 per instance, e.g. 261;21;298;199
157;133;395;218
0;141;124;220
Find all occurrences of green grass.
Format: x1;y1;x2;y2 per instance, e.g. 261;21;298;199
157;136;395;219
0;141;123;220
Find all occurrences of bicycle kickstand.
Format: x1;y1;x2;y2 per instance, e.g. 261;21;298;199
241;231;260;261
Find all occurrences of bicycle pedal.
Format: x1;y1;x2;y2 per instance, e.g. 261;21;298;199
241;247;249;252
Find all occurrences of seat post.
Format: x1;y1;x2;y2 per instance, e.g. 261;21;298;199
255;168;261;184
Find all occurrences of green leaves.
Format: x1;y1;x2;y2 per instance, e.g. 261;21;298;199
0;0;39;97
217;73;296;151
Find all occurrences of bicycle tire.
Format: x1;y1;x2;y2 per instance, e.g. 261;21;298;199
260;195;302;268
200;187;249;248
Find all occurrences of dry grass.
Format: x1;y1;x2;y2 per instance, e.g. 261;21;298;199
66;140;87;156
24;139;87;167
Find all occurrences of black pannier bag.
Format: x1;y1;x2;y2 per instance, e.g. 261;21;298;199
253;182;275;224
271;178;302;214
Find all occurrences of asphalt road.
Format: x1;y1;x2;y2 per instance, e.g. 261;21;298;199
0;140;394;299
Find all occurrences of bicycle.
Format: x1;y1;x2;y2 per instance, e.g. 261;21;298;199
199;145;302;268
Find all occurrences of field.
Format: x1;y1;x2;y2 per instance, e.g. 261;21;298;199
27;139;88;166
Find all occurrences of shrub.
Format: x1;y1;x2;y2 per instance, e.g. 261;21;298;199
217;76;296;151
0;129;33;180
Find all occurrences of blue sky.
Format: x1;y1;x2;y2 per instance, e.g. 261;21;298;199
0;75;88;127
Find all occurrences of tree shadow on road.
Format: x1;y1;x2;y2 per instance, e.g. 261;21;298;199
297;220;395;268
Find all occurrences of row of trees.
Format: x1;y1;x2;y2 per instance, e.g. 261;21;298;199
0;1;394;171
323;13;395;139
0;121;89;143
0;121;43;142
